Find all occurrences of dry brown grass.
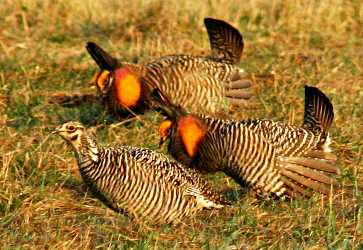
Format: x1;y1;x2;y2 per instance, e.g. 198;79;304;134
0;0;362;249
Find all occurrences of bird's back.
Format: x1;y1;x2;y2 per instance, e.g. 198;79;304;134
240;119;323;157
143;55;240;113
240;86;335;159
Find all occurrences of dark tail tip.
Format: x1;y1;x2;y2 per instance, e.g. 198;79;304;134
86;42;118;71
204;17;243;64
303;85;334;135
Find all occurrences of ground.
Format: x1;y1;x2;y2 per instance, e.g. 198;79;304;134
0;0;362;249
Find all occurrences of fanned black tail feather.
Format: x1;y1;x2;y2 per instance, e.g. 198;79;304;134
204;18;244;64
303;85;334;137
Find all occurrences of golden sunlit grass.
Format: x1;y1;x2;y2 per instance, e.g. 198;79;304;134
0;0;362;249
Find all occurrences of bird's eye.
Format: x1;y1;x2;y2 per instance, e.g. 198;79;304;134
67;125;76;131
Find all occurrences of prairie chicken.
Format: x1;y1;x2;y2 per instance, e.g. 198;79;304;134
155;86;340;197
87;17;252;116
52;121;229;224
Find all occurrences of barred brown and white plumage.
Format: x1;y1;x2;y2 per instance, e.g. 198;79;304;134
52;121;229;224
155;85;340;197
86;18;252;116
240;86;335;158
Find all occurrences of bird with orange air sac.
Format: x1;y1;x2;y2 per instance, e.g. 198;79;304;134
86;18;253;117
153;85;340;198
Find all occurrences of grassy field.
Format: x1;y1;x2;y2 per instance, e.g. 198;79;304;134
0;0;362;249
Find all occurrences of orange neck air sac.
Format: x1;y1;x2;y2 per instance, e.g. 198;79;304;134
114;67;142;108
178;115;206;158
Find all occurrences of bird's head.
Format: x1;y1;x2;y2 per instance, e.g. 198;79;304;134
52;121;86;151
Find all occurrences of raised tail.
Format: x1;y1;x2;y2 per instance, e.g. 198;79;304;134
86;42;118;71
303;85;334;137
278;156;340;197
204;18;244;64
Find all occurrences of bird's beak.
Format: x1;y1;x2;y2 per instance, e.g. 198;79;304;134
51;129;59;135
51;126;63;135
